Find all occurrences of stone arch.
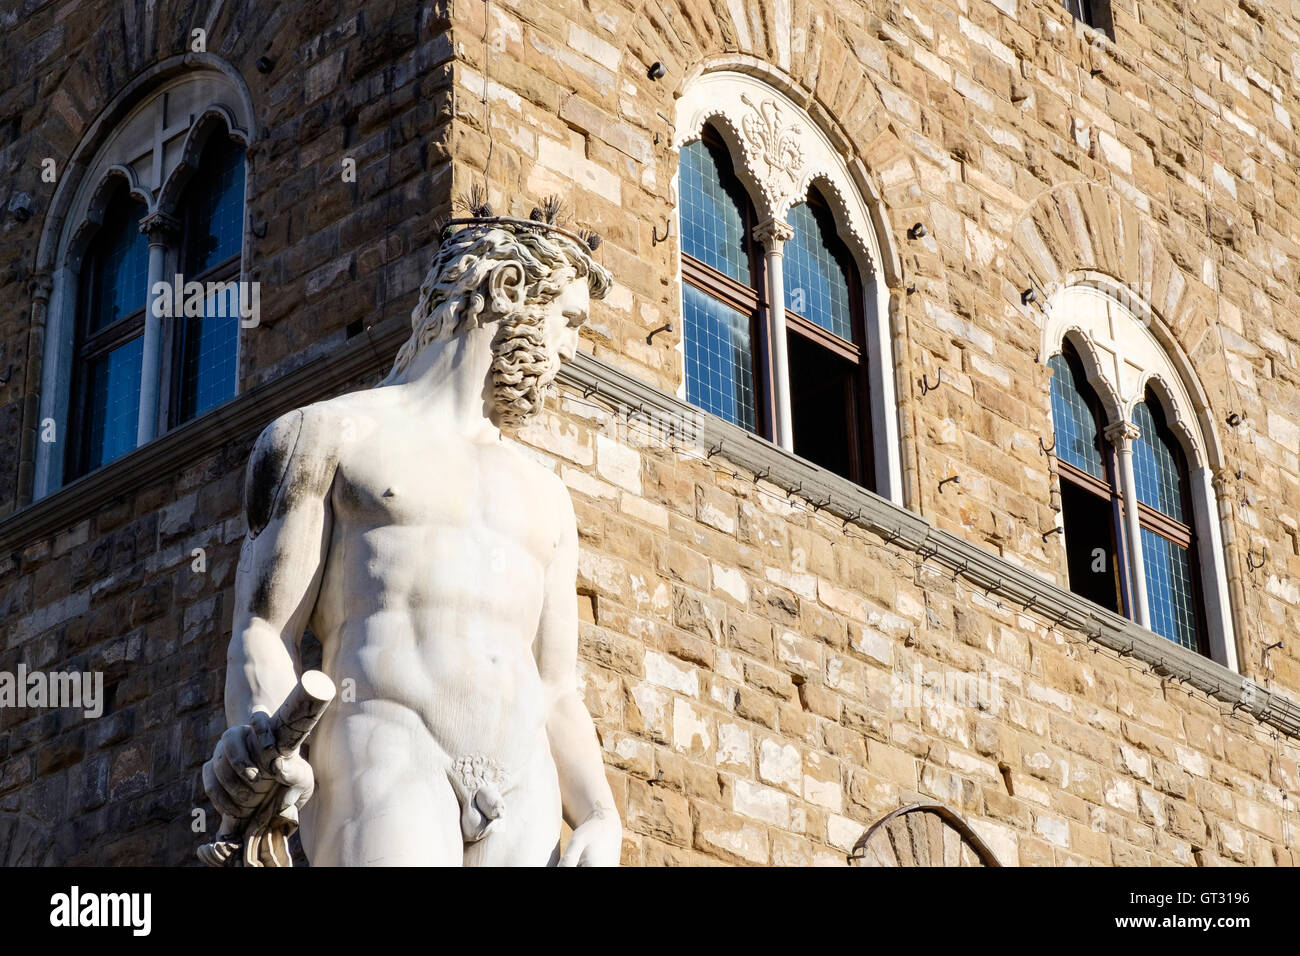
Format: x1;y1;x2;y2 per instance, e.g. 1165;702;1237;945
849;802;1002;867
35;54;256;278
1011;180;1228;475
1051;326;1122;427
155;104;252;216
1005;181;1221;358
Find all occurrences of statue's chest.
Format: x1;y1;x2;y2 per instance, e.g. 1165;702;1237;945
332;439;556;551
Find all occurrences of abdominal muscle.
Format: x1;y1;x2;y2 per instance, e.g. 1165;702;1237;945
298;602;552;865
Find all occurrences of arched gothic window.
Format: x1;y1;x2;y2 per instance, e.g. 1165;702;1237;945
679;129;762;433
1045;281;1235;665
35;69;253;492
1131;397;1202;651
68;185;150;476
176;133;245;423
1049;344;1125;617
674;71;900;501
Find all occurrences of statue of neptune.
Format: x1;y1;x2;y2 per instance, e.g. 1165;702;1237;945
202;206;622;866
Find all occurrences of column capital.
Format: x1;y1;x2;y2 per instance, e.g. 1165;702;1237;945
1104;420;1140;448
28;272;53;303
1210;467;1235;496
139;211;180;243
753;216;793;248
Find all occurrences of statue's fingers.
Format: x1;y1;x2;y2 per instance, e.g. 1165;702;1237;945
203;759;252;819
210;755;267;812
246;712;277;767
557;831;588;867
270;753;313;795
219;725;262;783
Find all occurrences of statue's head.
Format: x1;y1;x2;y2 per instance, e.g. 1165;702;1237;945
388;206;612;429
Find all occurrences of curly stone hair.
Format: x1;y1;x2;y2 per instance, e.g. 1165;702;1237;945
388;223;612;381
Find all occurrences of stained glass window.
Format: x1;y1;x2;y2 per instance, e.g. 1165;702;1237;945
1130;394;1199;650
82;337;143;471
1048;350;1106;480
85;191;149;334
683;284;756;431
679;127;761;435
785;195;855;342
183;135;246;274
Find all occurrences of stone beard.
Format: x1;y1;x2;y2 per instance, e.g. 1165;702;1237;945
201;213;622;867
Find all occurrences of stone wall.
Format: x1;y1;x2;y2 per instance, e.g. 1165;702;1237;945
1;0;1299;865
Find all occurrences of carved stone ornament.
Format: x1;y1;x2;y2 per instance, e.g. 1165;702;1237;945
200;203;623;866
740;94;804;214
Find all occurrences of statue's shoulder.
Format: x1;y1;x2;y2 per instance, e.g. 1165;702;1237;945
505;442;575;521
244;400;350;535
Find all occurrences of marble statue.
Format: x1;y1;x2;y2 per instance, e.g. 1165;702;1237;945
201;200;622;866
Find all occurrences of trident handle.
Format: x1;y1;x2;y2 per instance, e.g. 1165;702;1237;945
198;670;336;867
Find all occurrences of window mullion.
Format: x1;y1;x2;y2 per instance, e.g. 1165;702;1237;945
138;211;180;446
1105;419;1151;629
754;216;793;452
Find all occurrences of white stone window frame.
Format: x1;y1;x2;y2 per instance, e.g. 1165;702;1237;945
673;69;903;505
1043;275;1238;669
34;64;255;498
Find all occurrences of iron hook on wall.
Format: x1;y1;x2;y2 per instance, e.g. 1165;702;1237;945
652;219;672;245
646;322;673;344
919;368;943;397
1039;435;1056;456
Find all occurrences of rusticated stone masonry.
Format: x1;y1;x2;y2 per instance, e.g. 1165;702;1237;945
1;0;1299;865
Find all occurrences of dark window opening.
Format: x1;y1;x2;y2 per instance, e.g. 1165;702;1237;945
788;332;867;483
1059;480;1123;614
1063;0;1113;38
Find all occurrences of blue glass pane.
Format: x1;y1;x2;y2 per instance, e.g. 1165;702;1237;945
679;137;753;284
1048;352;1105;479
785;198;855;342
683;283;756;432
178;292;240;421
1142;529;1198;650
84;336;143;470
87;193;148;332
1132;401;1185;521
183;136;246;275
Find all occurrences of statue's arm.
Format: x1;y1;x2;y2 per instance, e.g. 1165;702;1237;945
226;408;336;725
536;487;622;865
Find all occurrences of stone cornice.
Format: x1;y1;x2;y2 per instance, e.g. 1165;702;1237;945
559;352;1300;741
2;333;1297;740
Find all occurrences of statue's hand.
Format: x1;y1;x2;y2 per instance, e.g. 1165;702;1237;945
202;711;316;835
557;806;622;867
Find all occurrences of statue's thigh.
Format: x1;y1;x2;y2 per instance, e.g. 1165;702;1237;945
308;715;463;866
